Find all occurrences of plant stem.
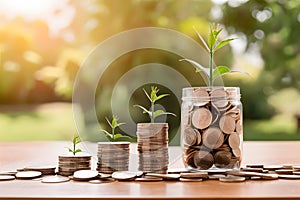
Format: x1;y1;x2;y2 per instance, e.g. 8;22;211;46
209;50;213;89
73;142;76;155
151;101;154;123
112;127;115;142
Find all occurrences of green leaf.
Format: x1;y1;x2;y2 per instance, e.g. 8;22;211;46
111;116;117;128
214;38;236;52
116;122;126;128
75;149;82;153
73;135;81;145
134;105;151;116
115;135;132;142
230;70;253;78
101;129;113;139
105;117;113;128
142;88;151;102
212;66;231;80
193;26;209;52
153;110;176;120
150;86;159;102
179;58;210;76
113;133;123;140
154;94;169;102
67;148;73;153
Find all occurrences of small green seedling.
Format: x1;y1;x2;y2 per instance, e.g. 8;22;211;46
180;23;250;88
101;115;131;142
135;86;176;123
66;134;82;155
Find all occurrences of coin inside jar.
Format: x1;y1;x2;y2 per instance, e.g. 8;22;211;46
229;133;240;150
193;151;214;170
214;151;232;168
219;115;236;134
210;89;228;108
202;128;224;149
184;127;198;146
191;108;212;130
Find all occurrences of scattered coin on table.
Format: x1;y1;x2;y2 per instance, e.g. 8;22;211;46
73;170;99;181
135;176;163;182
179;178;203;182
146;173;180;180
16;171;42;179
41;175;70;183
219;175;246;182
0;175;15;181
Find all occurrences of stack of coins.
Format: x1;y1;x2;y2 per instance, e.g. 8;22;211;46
137;123;169;174
58;154;91;176
97;142;130;173
182;87;243;170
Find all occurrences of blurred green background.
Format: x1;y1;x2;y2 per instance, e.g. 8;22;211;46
0;0;300;143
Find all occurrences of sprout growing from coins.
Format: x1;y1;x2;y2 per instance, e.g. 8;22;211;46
180;23;250;88
100;115;131;142
66;134;82;155
134;86;176;123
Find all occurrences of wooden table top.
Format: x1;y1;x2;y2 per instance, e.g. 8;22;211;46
1;141;300;200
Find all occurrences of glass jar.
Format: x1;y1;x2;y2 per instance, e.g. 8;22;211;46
181;87;243;171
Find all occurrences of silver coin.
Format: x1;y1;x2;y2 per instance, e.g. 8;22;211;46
16;171;42;179
89;179;115;184
219;175;246;182
42;175;70;183
179;178;203;182
135;177;163;182
112;171;137;180
0;175;15;181
73;170;99;181
146;173;180;180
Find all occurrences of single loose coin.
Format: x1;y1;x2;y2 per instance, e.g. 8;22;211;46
208;174;226;180
219;115;236;134
135;176;163;182
263;165;283;171
219;175;245;182
73;170;99;181
168;168;190;174
0;175;15;181
192;108;212;129
241;168;265;173
146;173;180;180
16;171;42;179
0;171;17;176
275;169;293;175
180;172;209;179
112;171;137;181
42;175;70;183
246;164;264;168
180;178;203;182
202;128;224;149
228;133;240;150
278;175;300;179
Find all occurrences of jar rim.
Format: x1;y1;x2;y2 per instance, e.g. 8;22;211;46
182;87;241;100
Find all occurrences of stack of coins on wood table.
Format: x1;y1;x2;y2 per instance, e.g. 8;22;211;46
97;142;130;173
137;123;169;174
58;154;91;176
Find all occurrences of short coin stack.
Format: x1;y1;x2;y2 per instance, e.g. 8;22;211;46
97;142;130;173
58;154;91;176
137;123;169;174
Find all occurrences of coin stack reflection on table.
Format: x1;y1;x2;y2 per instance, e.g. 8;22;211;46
137;123;169;174
58;154;91;176
97;142;130;173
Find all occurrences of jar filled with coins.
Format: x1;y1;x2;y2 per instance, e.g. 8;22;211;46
181;87;243;171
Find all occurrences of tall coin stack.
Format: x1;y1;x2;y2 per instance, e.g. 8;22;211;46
58;154;91;176
137;123;169;174
97;142;130;173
